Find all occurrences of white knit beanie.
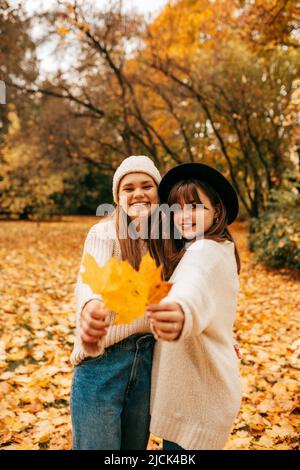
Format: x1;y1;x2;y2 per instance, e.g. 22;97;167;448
112;155;162;203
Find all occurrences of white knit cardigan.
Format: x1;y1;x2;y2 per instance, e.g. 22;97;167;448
149;239;243;450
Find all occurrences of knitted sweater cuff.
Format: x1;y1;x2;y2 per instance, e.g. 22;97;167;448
158;296;194;343
171;298;194;342
75;297;106;359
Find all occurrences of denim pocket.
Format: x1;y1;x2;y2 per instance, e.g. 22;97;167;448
77;350;108;366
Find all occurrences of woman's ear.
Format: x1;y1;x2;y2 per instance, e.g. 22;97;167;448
214;203;221;221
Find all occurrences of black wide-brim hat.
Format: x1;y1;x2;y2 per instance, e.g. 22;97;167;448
158;163;239;225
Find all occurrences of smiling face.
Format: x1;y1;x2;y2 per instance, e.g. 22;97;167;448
171;180;220;240
118;172;158;220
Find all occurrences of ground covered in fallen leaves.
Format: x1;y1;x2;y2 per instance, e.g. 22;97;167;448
0;217;299;450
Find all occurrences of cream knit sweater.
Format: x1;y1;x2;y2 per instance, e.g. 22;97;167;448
149;239;242;450
70;217;151;366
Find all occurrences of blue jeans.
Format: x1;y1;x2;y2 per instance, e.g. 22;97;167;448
164;440;184;450
70;333;154;450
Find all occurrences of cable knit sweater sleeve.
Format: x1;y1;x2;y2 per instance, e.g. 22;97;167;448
160;239;239;342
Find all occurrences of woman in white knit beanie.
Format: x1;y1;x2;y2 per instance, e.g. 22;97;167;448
70;155;161;450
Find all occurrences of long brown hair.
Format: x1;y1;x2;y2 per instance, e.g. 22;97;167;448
115;205;152;270
150;179;241;280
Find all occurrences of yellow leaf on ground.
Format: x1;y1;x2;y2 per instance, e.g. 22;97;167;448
254;435;275;449
38;432;51;444
56;26;70;36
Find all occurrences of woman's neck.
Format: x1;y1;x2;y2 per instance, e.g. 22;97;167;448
184;238;196;248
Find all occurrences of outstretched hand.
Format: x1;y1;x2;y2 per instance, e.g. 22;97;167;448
146;302;185;341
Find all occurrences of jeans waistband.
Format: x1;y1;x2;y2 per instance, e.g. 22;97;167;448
109;333;154;352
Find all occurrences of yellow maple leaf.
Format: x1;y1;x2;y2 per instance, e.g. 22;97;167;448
148;282;172;304
81;252;172;325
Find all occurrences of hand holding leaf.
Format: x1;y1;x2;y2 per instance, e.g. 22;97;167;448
81;252;172;325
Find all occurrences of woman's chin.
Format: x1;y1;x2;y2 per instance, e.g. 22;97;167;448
128;209;151;219
181;231;196;240
182;230;204;240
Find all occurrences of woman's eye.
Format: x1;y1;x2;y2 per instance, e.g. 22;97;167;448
188;202;199;209
191;203;208;210
143;186;153;190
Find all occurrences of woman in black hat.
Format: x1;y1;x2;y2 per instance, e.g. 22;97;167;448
147;163;243;450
